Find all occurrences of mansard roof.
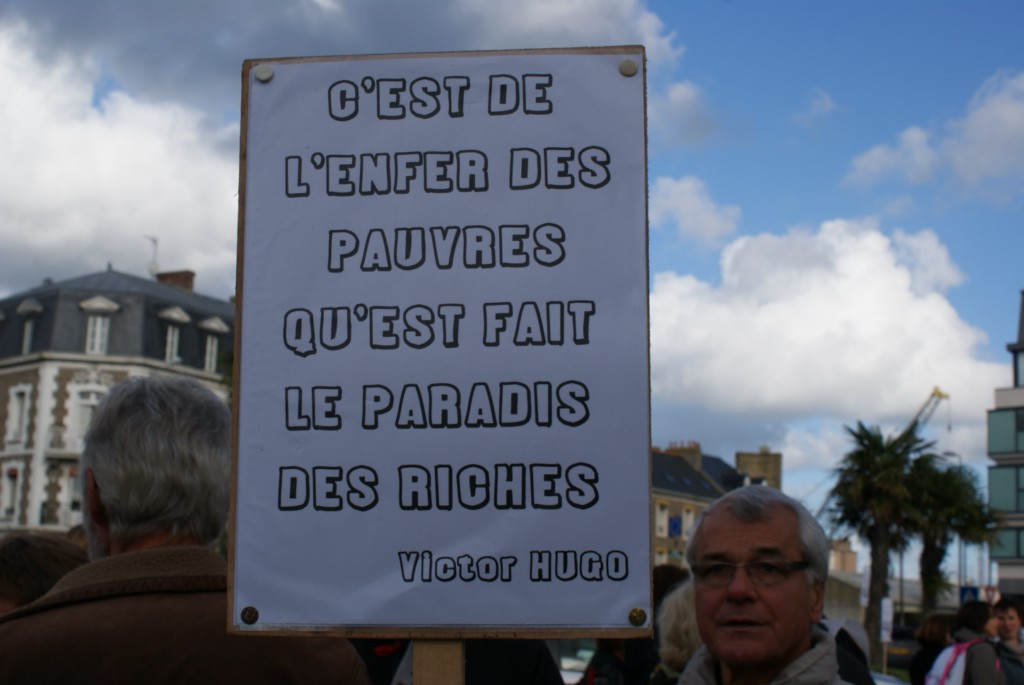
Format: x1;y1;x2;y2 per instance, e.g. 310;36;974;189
651;450;724;500
1;269;233;319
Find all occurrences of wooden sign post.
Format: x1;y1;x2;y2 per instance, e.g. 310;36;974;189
231;47;651;677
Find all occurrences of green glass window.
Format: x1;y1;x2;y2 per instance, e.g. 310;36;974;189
991;528;1023;560
990;466;1020;512
989;409;1024;454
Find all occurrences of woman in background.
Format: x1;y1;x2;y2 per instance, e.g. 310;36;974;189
909;613;951;685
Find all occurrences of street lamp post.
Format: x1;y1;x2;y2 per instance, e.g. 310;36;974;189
944;451;965;594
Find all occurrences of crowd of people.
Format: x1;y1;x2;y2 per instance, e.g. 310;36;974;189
0;374;1021;685
907;597;1024;685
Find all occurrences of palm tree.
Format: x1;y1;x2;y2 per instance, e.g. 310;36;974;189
909;458;999;614
827;421;934;666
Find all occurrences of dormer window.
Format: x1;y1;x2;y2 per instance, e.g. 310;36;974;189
16;298;43;355
165;325;180;363
203;335;219;372
199;317;230;374
159;306;191;364
80;296;120;355
85;316;110;354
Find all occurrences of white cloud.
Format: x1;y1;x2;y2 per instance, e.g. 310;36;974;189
649;80;714;145
944;70;1024;185
794;88;837;126
844;126;940;186
844;70;1024;195
0;23;238;297
650;218;1004;426
891;228;964;296
778;421;850;474
454;0;681;69
649;176;740;244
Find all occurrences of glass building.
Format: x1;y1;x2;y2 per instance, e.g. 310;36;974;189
989;291;1024;595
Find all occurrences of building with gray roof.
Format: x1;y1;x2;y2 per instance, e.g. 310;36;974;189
0;267;233;531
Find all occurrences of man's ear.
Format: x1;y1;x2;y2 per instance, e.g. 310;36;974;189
809;578;825;624
84;468;112;557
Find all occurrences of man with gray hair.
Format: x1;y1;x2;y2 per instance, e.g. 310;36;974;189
0;375;370;684
680;485;853;685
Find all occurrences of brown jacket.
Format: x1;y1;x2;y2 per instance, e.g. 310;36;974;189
0;545;371;685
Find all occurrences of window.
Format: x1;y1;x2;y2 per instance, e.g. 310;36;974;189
992;528;1024;560
3;468;18;519
20;318;34;355
204;335;219;373
989;409;1024;454
165;325;180;363
655;502;669;538
16;298;42;355
158;306;191;364
71;389;106;451
85;315;110;354
79;296;119;354
199;317;230;373
990;466;1024;513
5;386;31;446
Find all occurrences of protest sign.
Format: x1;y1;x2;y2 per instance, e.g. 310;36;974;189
231;46;650;636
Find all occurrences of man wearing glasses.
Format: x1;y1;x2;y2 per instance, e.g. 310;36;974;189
680;486;853;685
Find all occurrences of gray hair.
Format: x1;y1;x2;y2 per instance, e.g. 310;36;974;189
656;580;702;669
685;485;829;585
82;375;230;548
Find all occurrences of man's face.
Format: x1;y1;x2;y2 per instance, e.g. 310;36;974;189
692;506;824;684
997;608;1021;643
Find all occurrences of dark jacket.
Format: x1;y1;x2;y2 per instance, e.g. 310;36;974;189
997;641;1024;685
953;627;1005;685
910;641;947;685
0;546;371;685
352;637;564;685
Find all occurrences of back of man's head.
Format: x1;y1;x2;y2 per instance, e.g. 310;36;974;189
82;375;230;554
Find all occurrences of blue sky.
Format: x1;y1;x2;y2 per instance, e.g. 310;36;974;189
646;1;1023;354
0;0;1021;583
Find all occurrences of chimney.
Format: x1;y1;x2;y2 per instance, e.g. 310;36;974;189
665;440;702;472
156;270;196;292
736;446;783;490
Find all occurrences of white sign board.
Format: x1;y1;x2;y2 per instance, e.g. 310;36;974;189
231;47;650;636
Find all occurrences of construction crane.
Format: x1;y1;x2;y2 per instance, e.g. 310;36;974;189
815;386;950;522
898;386;950;440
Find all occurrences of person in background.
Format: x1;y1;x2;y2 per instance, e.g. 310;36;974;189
0;375;371;685
576;563;690;685
0;533;87;614
909;613;951;685
351;639;564;685
820;618;874;685
648;580;700;685
996;598;1024;685
950;600;1004;685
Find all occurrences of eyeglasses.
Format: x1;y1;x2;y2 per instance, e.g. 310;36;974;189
691;560;811;587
